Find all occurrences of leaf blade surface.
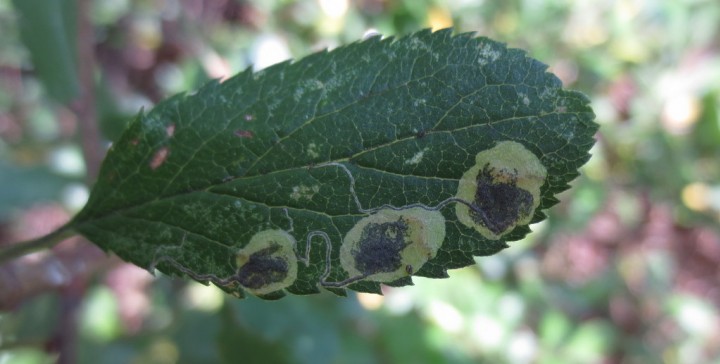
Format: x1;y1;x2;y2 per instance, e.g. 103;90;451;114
73;29;597;298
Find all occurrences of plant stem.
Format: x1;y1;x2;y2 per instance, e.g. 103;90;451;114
0;338;48;351
72;0;102;181
0;225;76;264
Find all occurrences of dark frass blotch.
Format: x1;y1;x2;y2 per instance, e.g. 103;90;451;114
234;230;298;295
456;141;548;240
236;244;290;289
340;208;446;283
352;219;410;276
471;164;535;235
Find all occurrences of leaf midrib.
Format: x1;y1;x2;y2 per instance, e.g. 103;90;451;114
74;107;575;234
76;42;575;231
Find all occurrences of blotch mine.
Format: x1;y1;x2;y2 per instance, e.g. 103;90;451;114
340;207;446;283
353;219;408;275
455;141;547;240
471;164;534;234
237;245;288;289
235;229;297;295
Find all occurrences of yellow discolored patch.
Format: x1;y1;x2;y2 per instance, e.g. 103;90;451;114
235;230;297;296
455;141;547;240
340;207;446;283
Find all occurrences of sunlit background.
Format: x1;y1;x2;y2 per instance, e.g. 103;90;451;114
1;0;720;363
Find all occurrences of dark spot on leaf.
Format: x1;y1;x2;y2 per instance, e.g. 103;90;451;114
149;147;169;170
236;244;289;289
471;164;534;234
234;129;254;138
352;219;409;275
416;130;426;139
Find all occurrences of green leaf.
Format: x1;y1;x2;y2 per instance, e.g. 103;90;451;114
0;160;73;219
70;29;597;299
12;0;80;103
217;306;291;364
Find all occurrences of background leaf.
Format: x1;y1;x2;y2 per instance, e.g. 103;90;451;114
70;29;596;298
0;160;74;219
11;0;79;103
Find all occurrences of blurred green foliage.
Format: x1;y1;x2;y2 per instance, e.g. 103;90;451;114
11;0;79;103
1;0;720;363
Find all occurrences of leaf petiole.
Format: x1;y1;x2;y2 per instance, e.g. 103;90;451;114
0;224;77;264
